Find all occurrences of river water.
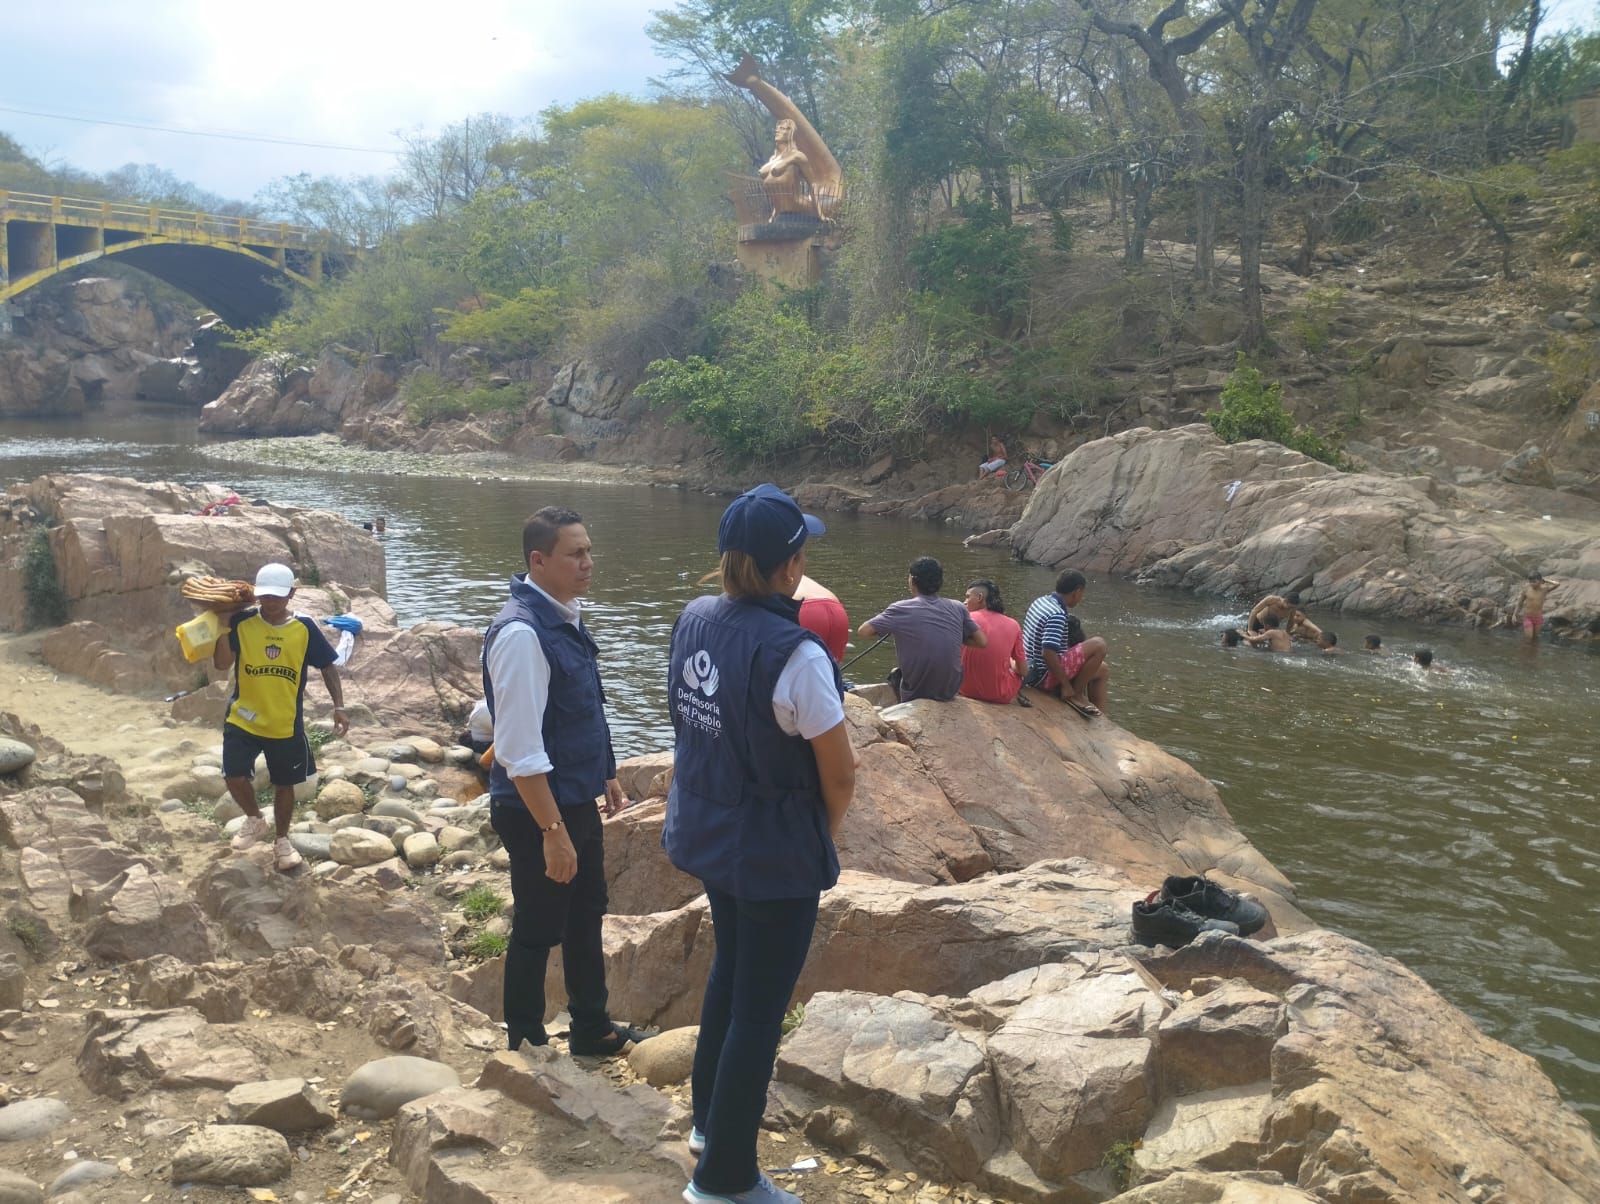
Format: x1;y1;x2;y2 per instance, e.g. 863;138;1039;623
4;405;1599;1125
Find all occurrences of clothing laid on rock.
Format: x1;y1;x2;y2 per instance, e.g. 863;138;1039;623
863;594;977;702
959;609;1025;704
482;572;620;1052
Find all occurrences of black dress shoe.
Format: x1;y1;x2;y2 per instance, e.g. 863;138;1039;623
1131;893;1240;948
1161;875;1268;936
568;1023;657;1057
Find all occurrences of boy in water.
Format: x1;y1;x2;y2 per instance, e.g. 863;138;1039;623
1316;630;1342;655
1363;634;1386;654
1413;648;1450;673
1240;613;1293;652
1517;573;1558;641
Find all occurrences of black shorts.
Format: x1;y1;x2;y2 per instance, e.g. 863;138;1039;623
222;722;316;786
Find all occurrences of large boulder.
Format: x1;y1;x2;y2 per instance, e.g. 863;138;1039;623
1009;425;1600;634
0;473;384;662
756;925;1600;1203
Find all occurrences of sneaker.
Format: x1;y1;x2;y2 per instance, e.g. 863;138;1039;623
274;837;304;872
230;815;270;851
689;1125;707;1155
1131;891;1240;948
569;1022;657;1057
683;1174;800;1204
1161;875;1268;936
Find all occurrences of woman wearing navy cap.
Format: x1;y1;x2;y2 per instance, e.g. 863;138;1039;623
663;483;856;1204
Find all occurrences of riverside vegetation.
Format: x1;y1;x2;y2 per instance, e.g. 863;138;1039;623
8;3;1600;474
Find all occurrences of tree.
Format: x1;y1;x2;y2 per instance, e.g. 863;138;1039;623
1075;0;1232;288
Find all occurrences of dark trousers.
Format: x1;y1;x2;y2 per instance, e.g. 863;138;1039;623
489;801;611;1050
691;888;819;1194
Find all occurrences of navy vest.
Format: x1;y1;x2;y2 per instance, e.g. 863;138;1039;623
662;592;843;900
482;574;613;810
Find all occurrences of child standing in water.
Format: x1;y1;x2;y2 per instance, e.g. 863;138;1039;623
1517;573;1558;641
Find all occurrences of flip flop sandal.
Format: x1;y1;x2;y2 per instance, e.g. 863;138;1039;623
1064;697;1101;719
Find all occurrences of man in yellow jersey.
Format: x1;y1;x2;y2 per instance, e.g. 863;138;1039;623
214;563;349;871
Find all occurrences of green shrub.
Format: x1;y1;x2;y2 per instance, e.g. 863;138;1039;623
1552;206;1600;255
465;930;509;961
21;530;67;629
402;369;529;427
1207;355;1346;467
1048;209;1075;257
908;199;1036;325
438;287;564;359
1286;286;1344;354
781;1003;806;1035
1101;1139;1141;1191
1540;333;1600;409
461;885;506;921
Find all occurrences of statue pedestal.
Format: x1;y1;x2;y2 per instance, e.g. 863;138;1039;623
737;216;826;288
730;177;834;288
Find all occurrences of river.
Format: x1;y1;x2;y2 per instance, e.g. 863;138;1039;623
4;404;1599;1125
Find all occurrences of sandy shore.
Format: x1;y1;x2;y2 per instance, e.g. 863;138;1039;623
0;631;216;781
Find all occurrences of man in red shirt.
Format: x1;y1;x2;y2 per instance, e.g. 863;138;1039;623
958;579;1025;704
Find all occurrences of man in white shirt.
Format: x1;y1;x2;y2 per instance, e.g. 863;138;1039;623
482;506;650;1057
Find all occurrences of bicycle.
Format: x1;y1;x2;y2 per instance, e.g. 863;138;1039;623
1003;456;1054;491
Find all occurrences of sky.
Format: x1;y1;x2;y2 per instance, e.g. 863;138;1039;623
2;0;1597;207
0;0;681;203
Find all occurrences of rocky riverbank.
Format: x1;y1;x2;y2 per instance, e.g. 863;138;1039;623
0;477;1597;1202
1007;424;1600;638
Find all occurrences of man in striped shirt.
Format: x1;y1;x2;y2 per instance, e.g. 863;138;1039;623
1022;569;1109;718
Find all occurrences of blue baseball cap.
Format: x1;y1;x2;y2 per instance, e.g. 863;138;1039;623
718;483;826;574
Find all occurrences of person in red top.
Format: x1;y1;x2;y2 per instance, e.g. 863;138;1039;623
794;574;849;663
958;579;1026;704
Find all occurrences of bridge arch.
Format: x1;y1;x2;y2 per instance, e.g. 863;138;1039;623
1;192;345;328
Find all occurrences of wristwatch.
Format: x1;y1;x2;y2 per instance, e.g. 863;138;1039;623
540;819;564;833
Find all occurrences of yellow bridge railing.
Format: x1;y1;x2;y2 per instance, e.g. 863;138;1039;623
0;190;327;250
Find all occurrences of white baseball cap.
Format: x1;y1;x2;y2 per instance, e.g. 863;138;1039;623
254;563;297;597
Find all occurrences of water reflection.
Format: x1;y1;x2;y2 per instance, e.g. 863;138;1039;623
3;408;1598;1124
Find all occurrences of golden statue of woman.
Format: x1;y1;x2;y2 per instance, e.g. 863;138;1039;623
726;54;843;221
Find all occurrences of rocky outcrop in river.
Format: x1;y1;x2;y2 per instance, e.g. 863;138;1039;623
1010;425;1600;635
0;276;194;416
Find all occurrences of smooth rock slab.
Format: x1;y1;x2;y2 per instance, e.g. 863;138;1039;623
0;1096;71;1141
171;1124;291;1186
45;1160;118;1196
0;738;39;774
341;1055;461;1120
223;1078;336;1132
0;1169;43;1204
372;799;425;826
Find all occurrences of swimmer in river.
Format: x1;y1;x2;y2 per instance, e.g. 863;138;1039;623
1240;613;1292;653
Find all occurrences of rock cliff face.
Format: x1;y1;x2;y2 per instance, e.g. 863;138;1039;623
0;276;195;416
1010;424;1600;635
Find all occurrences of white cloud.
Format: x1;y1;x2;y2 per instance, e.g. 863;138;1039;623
1;0;678;199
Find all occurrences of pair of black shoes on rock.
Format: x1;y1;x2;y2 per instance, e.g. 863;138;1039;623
1131;875;1268;948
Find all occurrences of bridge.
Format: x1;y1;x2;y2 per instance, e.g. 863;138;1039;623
0;191;345;331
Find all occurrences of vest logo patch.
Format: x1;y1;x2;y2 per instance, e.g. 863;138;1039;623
682;649;720;697
676;650;723;737
265;644;281;660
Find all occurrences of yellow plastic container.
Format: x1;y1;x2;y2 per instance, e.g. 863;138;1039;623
175;609;223;663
